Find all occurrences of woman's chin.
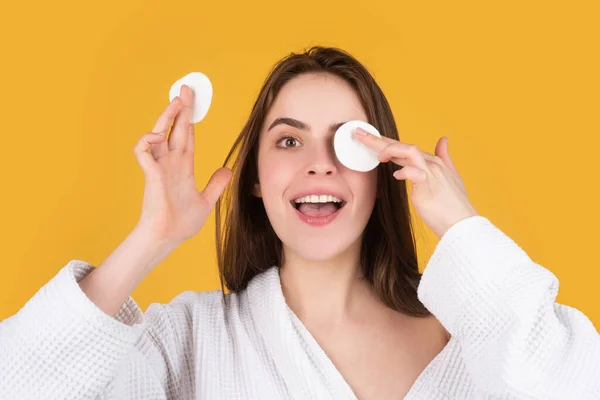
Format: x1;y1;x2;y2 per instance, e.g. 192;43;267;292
284;237;359;263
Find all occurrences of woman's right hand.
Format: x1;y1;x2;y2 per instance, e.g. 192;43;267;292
133;84;232;244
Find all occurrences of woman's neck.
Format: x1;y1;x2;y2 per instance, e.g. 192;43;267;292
278;238;378;329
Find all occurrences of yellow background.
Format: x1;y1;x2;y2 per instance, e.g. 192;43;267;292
1;0;599;327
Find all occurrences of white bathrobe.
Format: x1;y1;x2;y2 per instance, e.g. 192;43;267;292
1;216;599;399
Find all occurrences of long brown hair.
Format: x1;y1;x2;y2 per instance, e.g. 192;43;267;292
215;46;430;317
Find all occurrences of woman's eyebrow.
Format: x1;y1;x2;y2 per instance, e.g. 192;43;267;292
268;117;308;131
267;117;347;133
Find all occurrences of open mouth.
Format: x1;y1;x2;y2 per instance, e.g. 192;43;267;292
291;194;347;218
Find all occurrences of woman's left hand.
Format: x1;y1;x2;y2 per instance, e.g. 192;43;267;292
354;128;479;238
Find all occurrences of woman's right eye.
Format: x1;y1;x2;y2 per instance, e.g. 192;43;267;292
276;136;301;149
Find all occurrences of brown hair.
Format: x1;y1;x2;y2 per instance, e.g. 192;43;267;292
215;46;430;317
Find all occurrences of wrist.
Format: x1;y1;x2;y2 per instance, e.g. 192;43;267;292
131;224;182;250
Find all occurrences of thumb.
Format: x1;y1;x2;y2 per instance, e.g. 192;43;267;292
201;167;233;208
435;136;458;174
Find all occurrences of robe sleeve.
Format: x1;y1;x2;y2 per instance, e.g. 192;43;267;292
0;260;180;400
418;216;600;399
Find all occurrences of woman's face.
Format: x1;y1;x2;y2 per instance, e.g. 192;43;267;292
255;72;378;262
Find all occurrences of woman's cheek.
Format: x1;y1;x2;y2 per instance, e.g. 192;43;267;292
350;170;378;209
259;157;297;202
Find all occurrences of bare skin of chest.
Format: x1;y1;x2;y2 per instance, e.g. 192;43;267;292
309;313;449;400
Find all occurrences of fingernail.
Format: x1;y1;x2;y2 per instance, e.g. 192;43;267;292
183;85;194;97
355;127;368;136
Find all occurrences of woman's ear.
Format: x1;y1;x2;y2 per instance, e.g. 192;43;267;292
253;182;262;198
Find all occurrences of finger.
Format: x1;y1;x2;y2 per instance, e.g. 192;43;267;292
201;167;233;208
393;166;427;183
134;132;167;176
380;135;398;144
435;136;458;174
380;150;441;167
376;133;445;171
355;127;420;151
377;142;430;172
152;96;181;133
151;134;170;161
379;154;411;167
185;123;195;156
169;85;194;152
151;97;181;159
183;123;195;174
378;134;440;161
353;127;390;153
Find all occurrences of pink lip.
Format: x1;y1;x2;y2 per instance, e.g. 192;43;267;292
292;202;345;227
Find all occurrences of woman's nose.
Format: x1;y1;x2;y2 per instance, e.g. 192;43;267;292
305;143;338;176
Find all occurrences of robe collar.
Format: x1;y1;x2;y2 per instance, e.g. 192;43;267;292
245;266;358;399
244;266;454;399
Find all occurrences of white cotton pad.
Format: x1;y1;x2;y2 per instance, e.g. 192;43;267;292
334;120;381;172
169;72;213;123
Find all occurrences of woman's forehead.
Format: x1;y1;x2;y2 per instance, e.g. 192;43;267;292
264;74;367;131
276;73;359;105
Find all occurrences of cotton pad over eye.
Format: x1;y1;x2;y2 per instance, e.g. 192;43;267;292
169;72;213;123
334;120;381;172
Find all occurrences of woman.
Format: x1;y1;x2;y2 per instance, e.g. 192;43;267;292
1;46;598;399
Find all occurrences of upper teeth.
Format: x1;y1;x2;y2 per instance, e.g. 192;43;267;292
294;195;343;204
